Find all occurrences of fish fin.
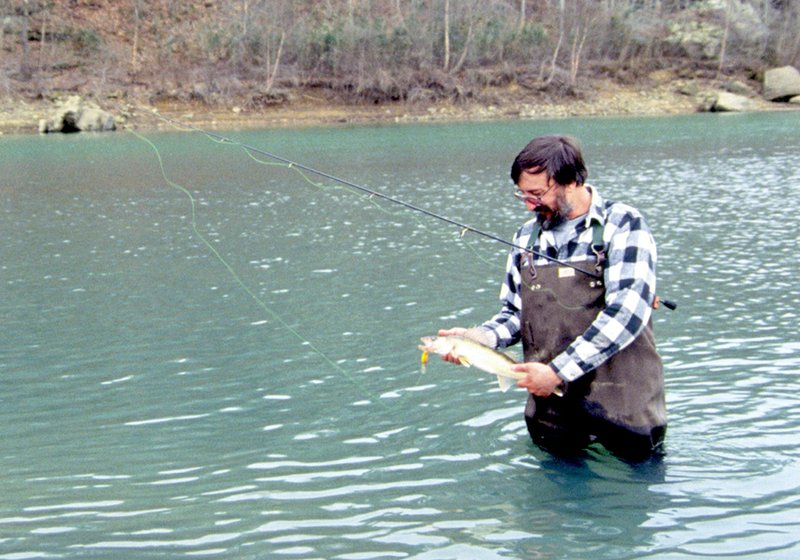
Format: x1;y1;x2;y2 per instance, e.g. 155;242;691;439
457;357;471;368
496;375;513;392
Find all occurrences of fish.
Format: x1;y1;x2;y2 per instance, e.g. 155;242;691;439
418;335;564;396
418;335;524;393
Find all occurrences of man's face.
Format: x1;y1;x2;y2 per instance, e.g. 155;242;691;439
516;170;558;217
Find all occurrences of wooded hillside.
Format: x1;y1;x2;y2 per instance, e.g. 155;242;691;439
2;0;799;108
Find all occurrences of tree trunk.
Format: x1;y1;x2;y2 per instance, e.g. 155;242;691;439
451;15;474;74
569;23;589;86
443;0;451;71
717;0;732;77
131;0;140;76
242;0;249;37
265;31;286;93
38;11;47;71
544;0;565;86
20;0;31;80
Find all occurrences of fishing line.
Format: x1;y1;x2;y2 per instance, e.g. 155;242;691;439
135;109;602;278
239;142;506;274
125;109;676;402
138;109;676;309
132;107;675;325
128;128;389;407
134;107;509;284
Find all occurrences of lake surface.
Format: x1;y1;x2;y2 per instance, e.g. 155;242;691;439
2;111;799;559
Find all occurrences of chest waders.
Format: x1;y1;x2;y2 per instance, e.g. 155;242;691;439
521;221;667;459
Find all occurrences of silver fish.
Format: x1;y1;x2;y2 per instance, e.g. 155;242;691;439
418;335;564;396
419;335;525;392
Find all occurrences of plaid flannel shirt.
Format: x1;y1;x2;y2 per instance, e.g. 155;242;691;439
478;186;658;383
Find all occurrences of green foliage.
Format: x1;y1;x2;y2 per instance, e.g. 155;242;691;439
307;20;343;75
71;28;101;55
202;27;230;61
369;17;414;68
499;21;549;66
518;21;548;47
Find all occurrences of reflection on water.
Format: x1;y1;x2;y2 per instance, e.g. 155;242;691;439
1;112;799;559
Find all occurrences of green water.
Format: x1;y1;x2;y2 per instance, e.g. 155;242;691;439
2;112;800;559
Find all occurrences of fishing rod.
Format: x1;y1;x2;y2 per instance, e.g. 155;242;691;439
139;109;676;311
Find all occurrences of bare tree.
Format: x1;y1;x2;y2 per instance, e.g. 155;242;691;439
36;3;48;71
20;0;31;80
131;0;141;76
6;0;800;106
241;0;249;37
569;21;589;86
265;31;285;93
443;0;451;70
717;0;732;76
544;0;565;86
451;21;473;73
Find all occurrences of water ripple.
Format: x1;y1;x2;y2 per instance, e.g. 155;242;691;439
3;114;800;559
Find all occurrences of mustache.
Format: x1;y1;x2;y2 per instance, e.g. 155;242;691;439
534;205;566;230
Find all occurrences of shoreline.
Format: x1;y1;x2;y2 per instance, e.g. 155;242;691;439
1;78;794;136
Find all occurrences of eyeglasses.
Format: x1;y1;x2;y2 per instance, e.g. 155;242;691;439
513;181;555;203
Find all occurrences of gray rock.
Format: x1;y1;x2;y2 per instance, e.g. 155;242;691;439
722;80;756;96
711;91;755;112
39;96;116;133
76;107;116;132
763;66;800;102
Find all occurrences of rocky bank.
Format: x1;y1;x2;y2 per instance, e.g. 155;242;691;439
1;72;798;136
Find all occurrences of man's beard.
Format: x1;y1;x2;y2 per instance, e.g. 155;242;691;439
535;190;573;230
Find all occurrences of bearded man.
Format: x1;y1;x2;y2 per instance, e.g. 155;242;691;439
439;135;667;460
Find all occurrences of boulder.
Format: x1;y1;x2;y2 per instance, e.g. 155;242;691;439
722;80;756;97
763;66;800;102
76;107;117;132
711;91;756;112
39;96;116;133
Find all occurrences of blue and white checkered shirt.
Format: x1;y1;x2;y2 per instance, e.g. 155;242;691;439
479;186;658;382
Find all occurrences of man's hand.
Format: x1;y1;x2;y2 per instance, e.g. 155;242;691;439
513;362;563;397
435;327;492;364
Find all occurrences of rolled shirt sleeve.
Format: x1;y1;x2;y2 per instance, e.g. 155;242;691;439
549;207;657;382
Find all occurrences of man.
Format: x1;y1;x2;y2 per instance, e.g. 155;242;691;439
440;135;666;460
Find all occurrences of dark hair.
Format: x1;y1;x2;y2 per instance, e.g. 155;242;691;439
510;135;588;186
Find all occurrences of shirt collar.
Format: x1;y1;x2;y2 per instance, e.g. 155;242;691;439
584;184;605;229
527;184;606;235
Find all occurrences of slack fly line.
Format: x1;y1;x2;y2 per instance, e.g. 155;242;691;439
138;109;605;279
129;107;676;312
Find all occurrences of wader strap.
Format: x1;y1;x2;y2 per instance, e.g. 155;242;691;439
529;219;605;272
526;223;542;274
519;212;667;441
590;219;605;269
529;223;541;252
